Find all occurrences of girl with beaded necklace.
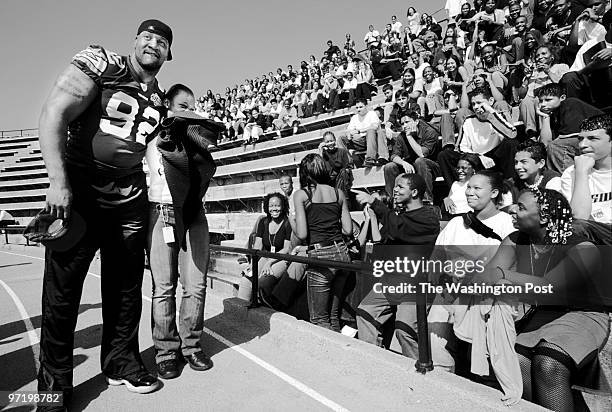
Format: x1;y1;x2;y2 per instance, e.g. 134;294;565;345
473;188;610;410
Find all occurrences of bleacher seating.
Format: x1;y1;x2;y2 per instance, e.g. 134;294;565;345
0;136;46;222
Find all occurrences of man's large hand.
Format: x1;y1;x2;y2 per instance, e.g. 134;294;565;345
45;182;73;220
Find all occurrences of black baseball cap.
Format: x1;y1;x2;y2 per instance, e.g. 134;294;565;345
161;110;226;146
23;209;86;252
137;19;173;61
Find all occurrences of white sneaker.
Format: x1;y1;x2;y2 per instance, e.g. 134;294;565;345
106;371;161;394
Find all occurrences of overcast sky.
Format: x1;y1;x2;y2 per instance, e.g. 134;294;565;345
0;0;442;130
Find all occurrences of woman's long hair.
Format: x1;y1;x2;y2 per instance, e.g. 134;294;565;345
402;67;416;89
299;153;332;190
445;55;462;76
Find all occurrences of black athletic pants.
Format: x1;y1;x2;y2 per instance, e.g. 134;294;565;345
38;169;149;393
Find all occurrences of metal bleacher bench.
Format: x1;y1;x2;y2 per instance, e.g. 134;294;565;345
0;222;31;245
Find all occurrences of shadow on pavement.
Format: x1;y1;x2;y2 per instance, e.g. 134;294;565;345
0;322;102;409
3;298;277;410
70;346;159;412
0;303;102;343
197;298;272;359
0;349;86;410
1;405;36;411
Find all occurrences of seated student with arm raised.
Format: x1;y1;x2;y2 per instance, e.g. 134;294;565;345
354;174;440;358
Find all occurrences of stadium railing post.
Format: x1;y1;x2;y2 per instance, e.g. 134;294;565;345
249;253;260;309
415;271;433;373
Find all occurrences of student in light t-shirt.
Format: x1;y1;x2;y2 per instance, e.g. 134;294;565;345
428;170;517;371
437;86;518;186
343;98;389;167
561;114;612;224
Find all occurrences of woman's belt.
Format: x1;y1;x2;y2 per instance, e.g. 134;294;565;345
307;239;344;251
152;202;173;211
152;202;175;225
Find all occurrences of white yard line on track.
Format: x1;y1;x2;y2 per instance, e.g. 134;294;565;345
0;278;40;355
0;249;350;412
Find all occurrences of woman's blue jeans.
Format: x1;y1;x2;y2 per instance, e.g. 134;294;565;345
306;242;350;331
147;204;209;362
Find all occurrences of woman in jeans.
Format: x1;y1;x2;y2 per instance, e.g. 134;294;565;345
145;84;214;380
294;154;353;331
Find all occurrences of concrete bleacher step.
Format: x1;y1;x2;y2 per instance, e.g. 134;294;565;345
1;160;46;172
0;200;45;212
207;164;388;204
212;81;397;152
209;254;243;277
213;112;350;152
215;148;318;179
220;238;247;250
208;212;261;229
0;178;49;189
207;178;295;203
17;155;44;162
219;297;546;412
0;187;46;200
213;123;349;166
0;170;47;180
206;270;241;298
0;143;30;152
0;136;38;145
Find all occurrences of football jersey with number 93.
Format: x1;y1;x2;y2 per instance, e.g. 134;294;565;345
66;45;165;179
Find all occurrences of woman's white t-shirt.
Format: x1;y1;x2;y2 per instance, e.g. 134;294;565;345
435;211;516;276
448;181;471;214
422;77;443;96
145;137;173;204
561;165;612;224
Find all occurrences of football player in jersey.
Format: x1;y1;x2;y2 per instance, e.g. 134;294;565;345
37;20;173;407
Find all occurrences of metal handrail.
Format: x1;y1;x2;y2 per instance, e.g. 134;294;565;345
210;243;433;373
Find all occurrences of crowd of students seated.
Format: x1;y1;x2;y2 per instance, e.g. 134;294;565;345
228;3;611;411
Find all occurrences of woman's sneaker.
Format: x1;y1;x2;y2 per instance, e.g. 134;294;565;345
106;370;160;394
